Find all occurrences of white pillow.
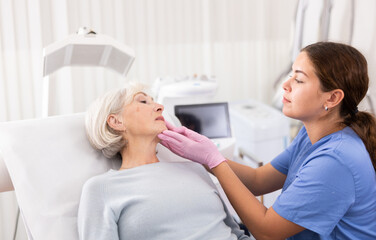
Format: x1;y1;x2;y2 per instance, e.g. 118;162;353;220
0;113;121;240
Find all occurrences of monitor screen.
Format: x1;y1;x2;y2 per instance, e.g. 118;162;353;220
174;102;231;139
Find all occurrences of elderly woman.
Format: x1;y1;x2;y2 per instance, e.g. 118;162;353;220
77;82;249;240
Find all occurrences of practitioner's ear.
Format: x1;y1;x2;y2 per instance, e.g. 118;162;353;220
324;88;344;110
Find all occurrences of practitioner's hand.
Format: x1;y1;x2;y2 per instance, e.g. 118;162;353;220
164;121;185;133
158;121;226;169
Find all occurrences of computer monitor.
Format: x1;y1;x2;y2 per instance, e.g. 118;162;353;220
174;102;232;139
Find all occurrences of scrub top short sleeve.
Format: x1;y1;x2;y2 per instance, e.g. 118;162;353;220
271;127;307;175
272;153;355;235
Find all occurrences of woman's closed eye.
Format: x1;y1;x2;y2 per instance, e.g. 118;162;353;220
289;75;303;84
136;96;149;104
133;92;154;104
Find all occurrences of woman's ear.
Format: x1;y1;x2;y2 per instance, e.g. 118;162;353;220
107;114;125;132
325;89;344;109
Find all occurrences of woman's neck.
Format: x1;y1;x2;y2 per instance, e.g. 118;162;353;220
119;136;160;170
304;116;345;145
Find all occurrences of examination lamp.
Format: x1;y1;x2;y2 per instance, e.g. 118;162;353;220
42;27;135;116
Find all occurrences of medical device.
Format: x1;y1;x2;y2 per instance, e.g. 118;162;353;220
154;75;236;159
42;27;135;117
229;99;290;208
154;75;218;115
174;102;235;159
175;102;232;139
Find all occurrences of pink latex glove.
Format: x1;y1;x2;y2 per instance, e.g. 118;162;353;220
158;121;226;169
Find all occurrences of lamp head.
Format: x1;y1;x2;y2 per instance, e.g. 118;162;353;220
43;27;135;77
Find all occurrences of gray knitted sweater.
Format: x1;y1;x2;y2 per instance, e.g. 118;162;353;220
78;161;249;240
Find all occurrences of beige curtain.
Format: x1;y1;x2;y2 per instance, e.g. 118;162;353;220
0;0;297;121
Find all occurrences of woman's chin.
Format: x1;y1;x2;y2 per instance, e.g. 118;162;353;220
155;127;167;139
160;125;167;132
282;107;292;118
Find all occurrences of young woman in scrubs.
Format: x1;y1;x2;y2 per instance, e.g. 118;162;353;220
158;42;376;239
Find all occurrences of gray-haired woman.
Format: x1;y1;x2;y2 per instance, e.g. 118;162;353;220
78;82;250;240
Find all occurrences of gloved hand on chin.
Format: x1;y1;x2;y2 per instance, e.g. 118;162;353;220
158;121;226;169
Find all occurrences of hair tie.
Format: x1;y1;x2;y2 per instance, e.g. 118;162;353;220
352;107;359;116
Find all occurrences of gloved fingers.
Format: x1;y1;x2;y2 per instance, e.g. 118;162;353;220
183;128;207;142
158;134;185;156
158;134;179;147
160;130;191;143
174;126;187;134
158;139;173;149
165;121;177;130
158;139;169;148
165;127;206;143
165;121;186;134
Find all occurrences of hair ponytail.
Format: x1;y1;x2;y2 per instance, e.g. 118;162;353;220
344;112;376;171
303;42;376;172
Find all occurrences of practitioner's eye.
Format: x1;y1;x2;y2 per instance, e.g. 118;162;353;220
289;75;303;84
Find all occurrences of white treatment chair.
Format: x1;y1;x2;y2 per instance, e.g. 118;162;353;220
0;113;188;240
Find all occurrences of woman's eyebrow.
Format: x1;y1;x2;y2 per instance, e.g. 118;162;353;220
295;69;308;77
134;92;154;101
135;91;146;96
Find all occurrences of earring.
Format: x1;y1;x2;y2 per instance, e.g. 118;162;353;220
324;106;328;111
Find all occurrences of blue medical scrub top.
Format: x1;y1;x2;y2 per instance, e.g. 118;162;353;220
271;126;376;240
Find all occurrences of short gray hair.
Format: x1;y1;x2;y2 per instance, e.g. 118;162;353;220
85;82;149;158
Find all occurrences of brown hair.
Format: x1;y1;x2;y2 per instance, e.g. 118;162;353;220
302;42;376;171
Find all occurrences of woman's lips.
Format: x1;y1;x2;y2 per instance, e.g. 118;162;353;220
282;96;291;103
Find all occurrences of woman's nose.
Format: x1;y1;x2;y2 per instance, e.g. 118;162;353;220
154;103;164;112
282;76;292;92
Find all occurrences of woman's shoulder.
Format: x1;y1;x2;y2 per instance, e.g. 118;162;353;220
310;127;371;173
82;170;113;194
325;127;367;156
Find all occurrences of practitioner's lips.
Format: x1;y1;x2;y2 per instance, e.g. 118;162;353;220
282;96;291;103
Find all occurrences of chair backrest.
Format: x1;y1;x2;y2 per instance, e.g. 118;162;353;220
0;113;186;239
0;154;13;192
0;113;115;239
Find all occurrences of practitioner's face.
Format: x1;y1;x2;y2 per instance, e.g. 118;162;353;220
281;52;331;122
121;92;167;136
